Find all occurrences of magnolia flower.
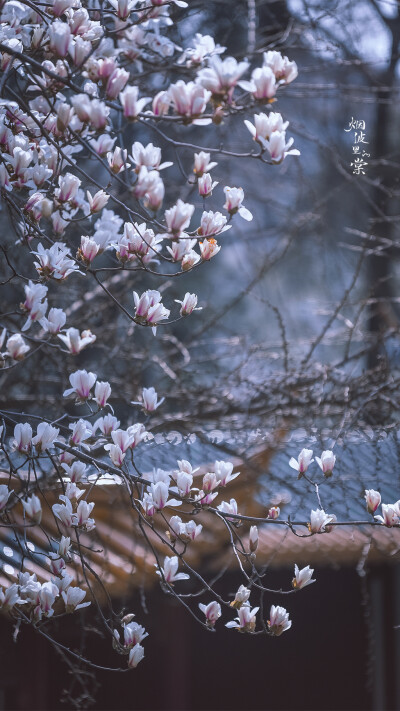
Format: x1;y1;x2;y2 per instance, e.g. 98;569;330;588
12;423;32;453
193;151;217;176
120;85;151;119
61;461;87;483
197;55;249;98
128;644;145;668
149;481;182;511
131;386;164;413
244;112;289;144
249;525;259;553
309;508;336;533
214;461;239;487
223;187;253;221
198;210;230;237
179;33;224;67
289;448;314;477
198;173;218;197
57;173;81;203
174;469;193;497
241;65;277;100
164;200;195;236
292;564;315;590
225;603;259;632
107;146;130;174
131;142;172;172
231;585;251;609
133;290;170;328
108;0;137;20
0;584;24;611
375;504;399;527
156;556;190;584
315;450;336;478
32;422;59;452
217;498;238;521
33;243;79;281
93;414;120;437
63;370;97;399
152;90;171;117
268;506;280;520
52;496;74;527
48;20;71;57
123;621;148;647
90;381;110;410
75;500;95;530
48;551;66;576
365;489;381;515
22;494;42;524
263;50;298;84
202;472;219;493
0;485;11;512
168;515;202;543
58;536;71;557
175;293;201;316
78;236;100;264
34;581;59;620
40;308;66;335
268;605;292;636
168;81;211;124
69;419;92;446
264;130;300;164
6;333;30;360
106;68;129;99
62;586;91;613
199;601;221;626
106;443;125;468
58;328;96;355
87;190;109;214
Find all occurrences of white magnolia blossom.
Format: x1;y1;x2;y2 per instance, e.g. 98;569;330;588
198;172;218;197
289;448;314;477
133;289;170;329
249;525;259;553
197;55;249;97
309;508;336;533
63;370;97;399
375;504;399;527
94;381;112;408
292;564;316;590
5;333;30;360
120;85;151;118
128;644;145;668
175;292;201;316
315;450;336;477
62;586;91;612
365;489;381;515
223;186;253;221
167;80;211;124
155;556;190;584
193;151;217;176
32;422;60;452
214;460;239;486
225;603;259;632
40;308;67;335
268;605;292;636
131;386;164;413
12;422;32;453
58;328;96;354
231;585;251;609
217;498;238;521
199;600;222;626
22;494;42;524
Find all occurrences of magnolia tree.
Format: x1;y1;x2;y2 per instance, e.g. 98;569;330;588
0;0;396;696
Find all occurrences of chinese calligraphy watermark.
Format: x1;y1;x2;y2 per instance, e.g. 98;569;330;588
344;118;371;175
